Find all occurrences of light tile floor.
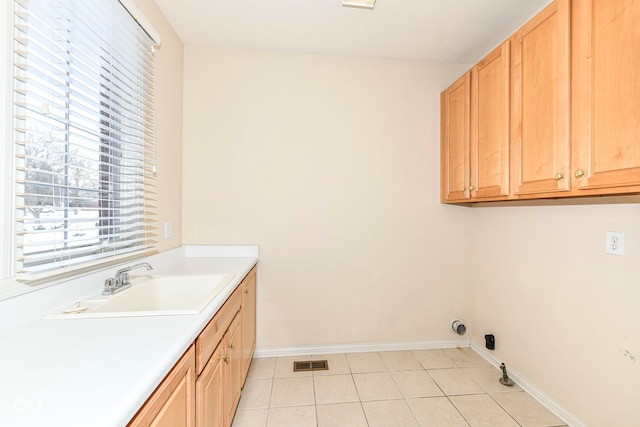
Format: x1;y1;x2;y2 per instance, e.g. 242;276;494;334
232;348;567;427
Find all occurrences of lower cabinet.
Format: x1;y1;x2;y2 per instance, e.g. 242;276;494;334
224;313;242;423
129;345;197;427
241;267;257;382
196;343;225;427
129;267;257;427
195;290;244;427
196;311;242;427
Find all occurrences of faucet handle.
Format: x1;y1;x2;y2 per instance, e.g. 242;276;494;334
117;272;130;287
103;278;117;295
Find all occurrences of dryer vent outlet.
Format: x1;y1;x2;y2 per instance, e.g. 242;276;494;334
451;319;466;336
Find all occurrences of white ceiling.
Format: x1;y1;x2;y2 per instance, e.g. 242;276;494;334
154;0;551;64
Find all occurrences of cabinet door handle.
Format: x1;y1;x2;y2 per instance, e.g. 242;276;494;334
461;186;466;192
224;355;229;363
228;342;235;349
575;169;585;178
468;185;475;191
554;173;564;181
244;289;249;294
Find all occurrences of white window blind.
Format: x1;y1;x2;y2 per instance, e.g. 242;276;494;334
13;0;158;281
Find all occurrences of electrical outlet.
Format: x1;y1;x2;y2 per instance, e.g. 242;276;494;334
605;232;624;256
164;222;172;239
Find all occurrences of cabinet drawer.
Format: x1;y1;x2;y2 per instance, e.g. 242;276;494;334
196;287;241;375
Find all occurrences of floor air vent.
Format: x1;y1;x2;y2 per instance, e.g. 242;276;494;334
293;360;329;372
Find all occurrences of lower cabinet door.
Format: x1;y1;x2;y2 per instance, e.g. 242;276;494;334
196;342;226;427
241;267;257;383
226;313;243;424
129;346;196;427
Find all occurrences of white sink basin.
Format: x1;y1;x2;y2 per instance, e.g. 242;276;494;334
44;274;235;319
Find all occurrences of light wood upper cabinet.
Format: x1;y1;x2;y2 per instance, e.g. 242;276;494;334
441;43;510;203
470;41;510;200
571;0;640;193
129;346;196;427
510;0;571;197
440;0;640;203
441;72;471;202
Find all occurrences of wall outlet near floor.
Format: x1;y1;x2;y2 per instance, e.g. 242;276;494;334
164;222;172;239
605;232;624;256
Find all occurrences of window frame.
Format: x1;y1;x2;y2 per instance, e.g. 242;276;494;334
0;0;161;299
0;0;14;282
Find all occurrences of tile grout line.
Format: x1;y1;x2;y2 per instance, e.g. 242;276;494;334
312;373;318;427
444;393;475;427
461;359;542;427
383;351;430;427
346;353;371;426
353;371;371;427
237;350;558;427
454;365;500;426
265;361;275;426
485;392;526;427
421;352;475;427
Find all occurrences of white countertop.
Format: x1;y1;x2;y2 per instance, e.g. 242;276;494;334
0;247;258;427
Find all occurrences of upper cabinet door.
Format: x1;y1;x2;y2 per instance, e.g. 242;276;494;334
511;0;571;196
470;41;510;200
441;72;471;203
572;0;640;191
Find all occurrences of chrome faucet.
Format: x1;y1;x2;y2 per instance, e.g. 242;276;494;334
103;262;153;295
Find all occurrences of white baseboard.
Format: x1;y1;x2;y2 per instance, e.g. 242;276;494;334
469;340;588;427
254;338;470;358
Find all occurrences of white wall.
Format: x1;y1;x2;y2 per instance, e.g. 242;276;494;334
181;43;640;426
469;198;640;427
182;45;471;349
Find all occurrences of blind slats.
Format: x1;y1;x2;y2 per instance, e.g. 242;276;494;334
14;0;157;281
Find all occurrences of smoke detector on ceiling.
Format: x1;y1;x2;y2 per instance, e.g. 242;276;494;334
342;0;377;10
